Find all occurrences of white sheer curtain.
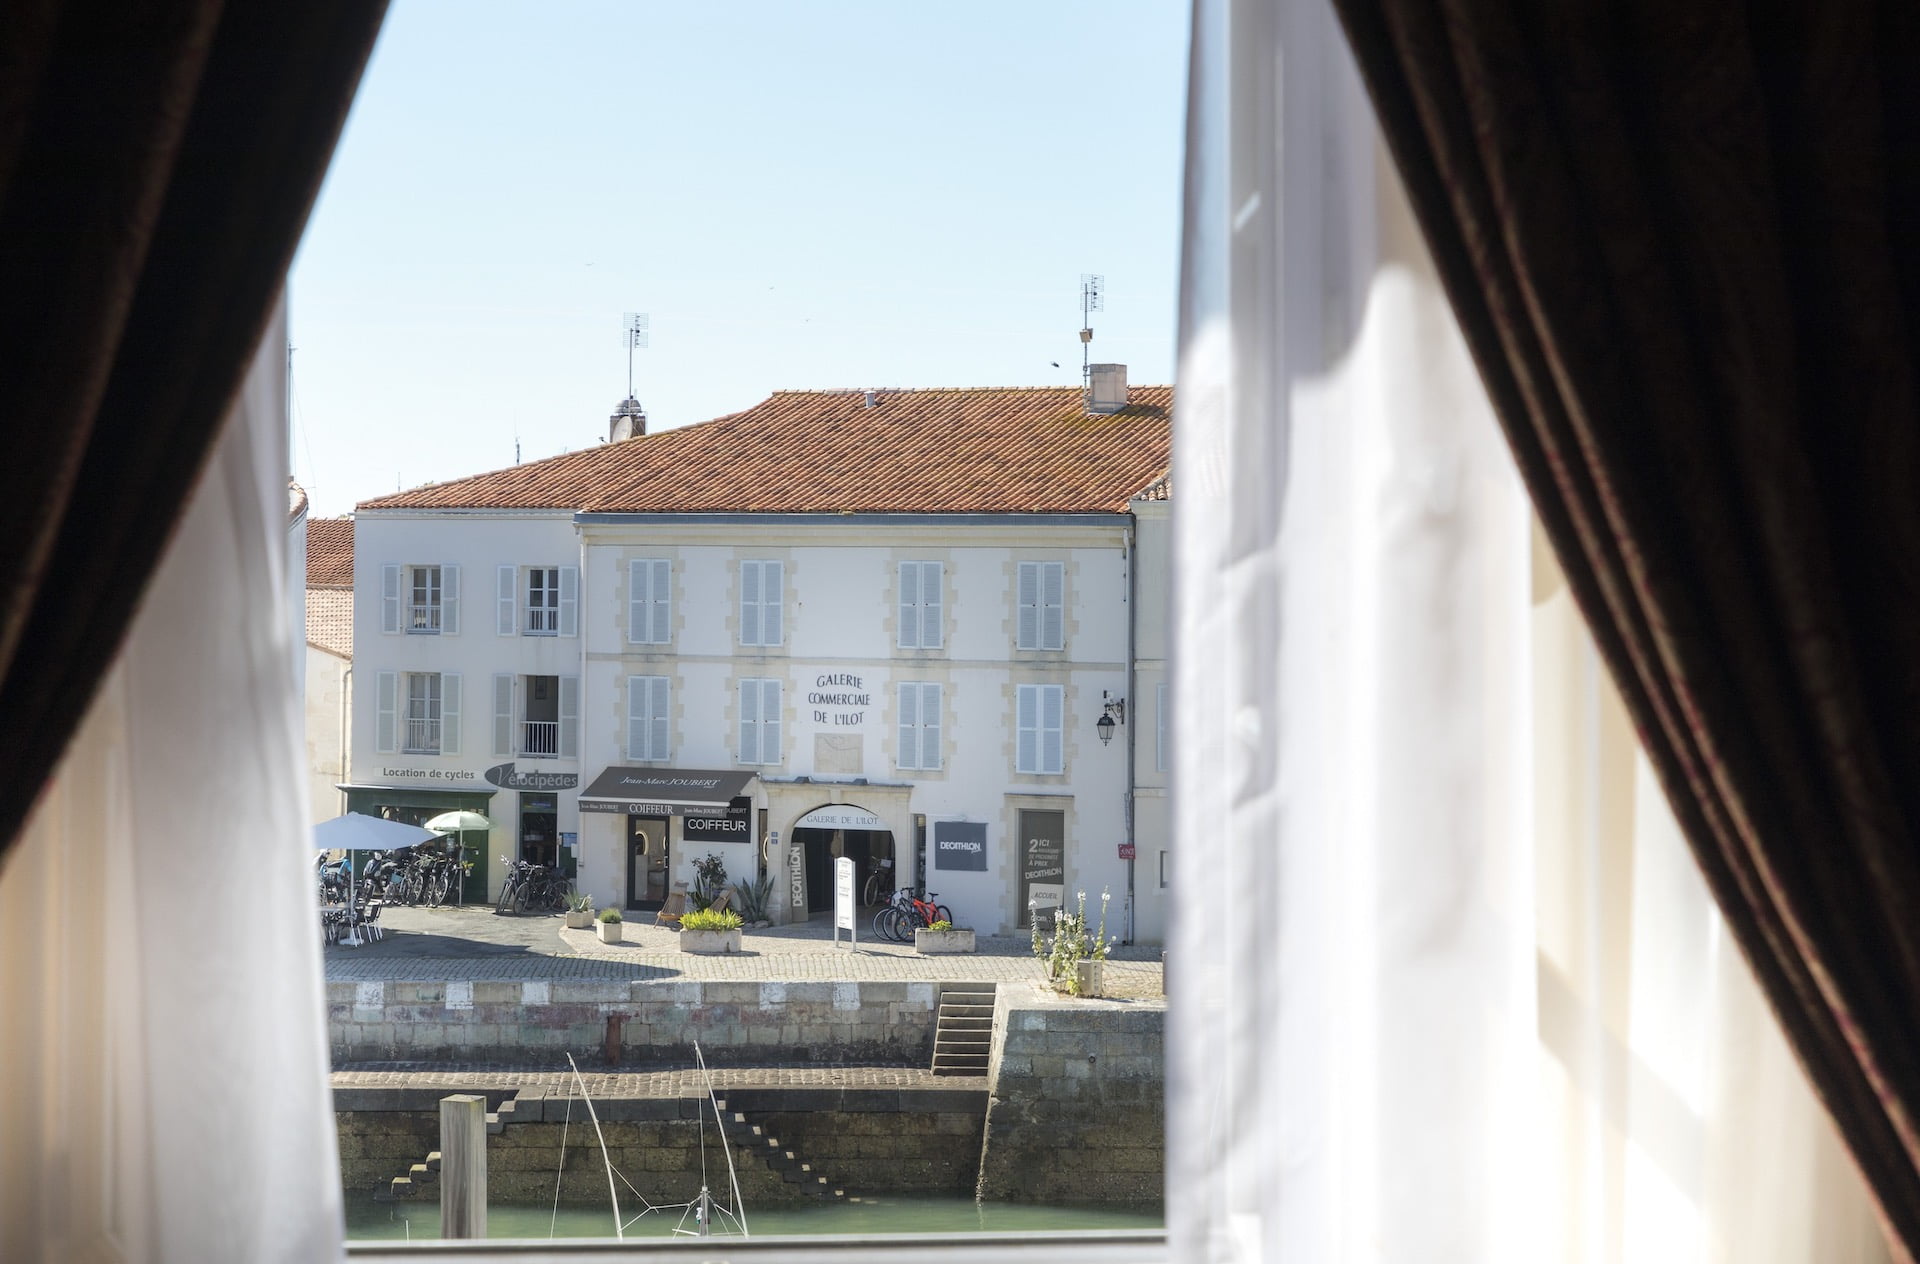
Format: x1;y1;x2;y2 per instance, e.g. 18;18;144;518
1166;0;1891;1260
0;301;344;1263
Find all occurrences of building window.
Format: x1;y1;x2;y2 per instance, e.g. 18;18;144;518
1016;683;1064;774
525;568;559;634
739;677;782;764
626;675;670;762
409;566;442;633
897;682;942;770
628;558;671;644
739;559;784;647
383;563;460;636
898;561;943;649
403;673;441;753
1017;560;1065;650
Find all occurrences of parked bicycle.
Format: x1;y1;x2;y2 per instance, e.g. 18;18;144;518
494;856;573;915
861;858;895;907
872;885;951;942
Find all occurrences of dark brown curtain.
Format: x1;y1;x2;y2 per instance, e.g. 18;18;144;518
0;2;387;866
1331;1;1920;1255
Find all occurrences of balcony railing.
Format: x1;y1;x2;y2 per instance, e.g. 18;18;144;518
521;720;559;758
406;602;441;634
402;716;441;754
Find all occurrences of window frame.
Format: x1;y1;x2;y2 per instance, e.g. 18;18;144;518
739;559;784;648
739;676;783;764
525;567;559;635
898;560;945;650
626;674;671;762
407;564;442;635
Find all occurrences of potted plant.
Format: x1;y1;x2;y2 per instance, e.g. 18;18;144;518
564;891;595;930
914;919;976;955
678;907;744;954
1032;889;1114;997
595;906;623;944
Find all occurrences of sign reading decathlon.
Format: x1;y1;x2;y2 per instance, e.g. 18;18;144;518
807;672;876;728
933;820;988;872
483;763;578;791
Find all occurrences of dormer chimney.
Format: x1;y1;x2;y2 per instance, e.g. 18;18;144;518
863;389;878;409
609;395;647;443
1087;363;1128;414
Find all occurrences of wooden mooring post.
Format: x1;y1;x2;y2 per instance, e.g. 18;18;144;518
439;1094;487;1240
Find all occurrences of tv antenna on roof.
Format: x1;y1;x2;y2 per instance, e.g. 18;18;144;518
1079;274;1104;402
623;312;650;398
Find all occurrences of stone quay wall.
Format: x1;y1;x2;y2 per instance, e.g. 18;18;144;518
974;986;1165;1205
327;979;939;1065
336;1085;987;1206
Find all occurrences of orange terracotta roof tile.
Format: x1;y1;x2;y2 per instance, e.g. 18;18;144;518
307;516;353;587
358;385;1172;515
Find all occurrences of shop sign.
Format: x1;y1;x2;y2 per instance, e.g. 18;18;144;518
1019;809;1066;930
484;762;578;791
1118;842;1136;860
794;804;885;832
933;820;987;872
788;843;806;914
684;797;752;843
807;671;875;729
377;765;482;785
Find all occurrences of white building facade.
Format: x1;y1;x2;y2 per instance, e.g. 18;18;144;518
346;384;1171;937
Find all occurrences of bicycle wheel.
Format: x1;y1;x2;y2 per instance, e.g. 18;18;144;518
495;878;517;915
429;868;451;907
934;904;953;927
888;907;917;942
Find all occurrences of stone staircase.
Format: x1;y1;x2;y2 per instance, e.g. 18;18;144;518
715;1097;849;1201
931;982;995;1076
379;1093;520;1201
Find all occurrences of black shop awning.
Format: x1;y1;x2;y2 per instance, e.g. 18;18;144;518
577;767;756;815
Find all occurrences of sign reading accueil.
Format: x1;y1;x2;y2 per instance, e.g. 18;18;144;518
933;820;987;872
1018;808;1065;930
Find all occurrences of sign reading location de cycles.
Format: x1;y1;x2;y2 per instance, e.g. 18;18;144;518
933;820;988;872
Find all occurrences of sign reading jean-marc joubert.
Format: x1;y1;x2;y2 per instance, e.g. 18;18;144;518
578;767;756;815
933;820;987;871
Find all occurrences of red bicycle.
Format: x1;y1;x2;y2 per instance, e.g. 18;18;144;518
873;886;952;942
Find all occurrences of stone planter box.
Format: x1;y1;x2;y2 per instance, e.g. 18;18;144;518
565;910;595;930
914;927;976;954
596;919;623;944
680;927;742;955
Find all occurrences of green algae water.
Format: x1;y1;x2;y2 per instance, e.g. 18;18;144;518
344;1190;1163;1241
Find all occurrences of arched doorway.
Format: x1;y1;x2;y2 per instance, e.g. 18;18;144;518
791;803;894;916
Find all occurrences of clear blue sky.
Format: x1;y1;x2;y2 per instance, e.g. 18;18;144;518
290;1;1191;517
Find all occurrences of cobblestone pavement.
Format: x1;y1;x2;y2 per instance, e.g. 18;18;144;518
325;905;1164;1001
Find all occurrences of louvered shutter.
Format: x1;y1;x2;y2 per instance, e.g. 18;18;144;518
739;679;760;763
558;567;578;638
441;564;461;635
648;677;668;760
1016;684;1037;771
1017;563;1039;649
496;566;515;635
559;676;579;757
492;674;514;756
921;563;943;649
381;564;400;634
376;670;398;752
626;677;645;760
648;559;670;643
1041;685;1062;773
441;674;462;754
897;682;918;766
760;679;781;762
898;563;919;648
740;562;761;646
627;560;644;642
760;562;783;646
921;683;941;769
1041;563;1064;649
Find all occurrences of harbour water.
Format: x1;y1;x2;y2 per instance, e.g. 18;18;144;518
344;1190;1164;1241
